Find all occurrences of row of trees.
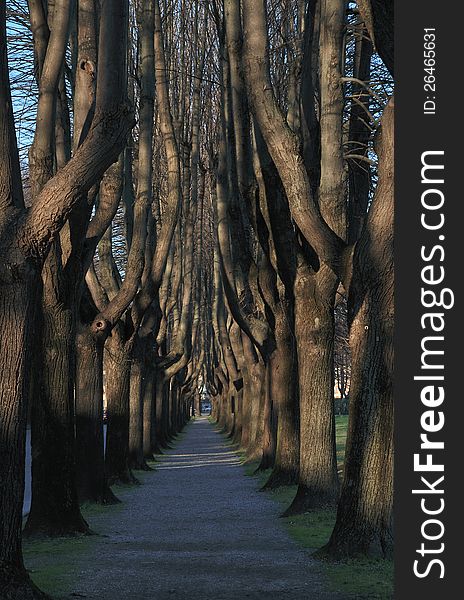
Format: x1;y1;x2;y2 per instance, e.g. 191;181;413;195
209;0;394;558
0;0;393;597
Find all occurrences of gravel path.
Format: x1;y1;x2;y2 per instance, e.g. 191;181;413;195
34;417;342;599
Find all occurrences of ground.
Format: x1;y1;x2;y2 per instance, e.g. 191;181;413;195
25;418;345;599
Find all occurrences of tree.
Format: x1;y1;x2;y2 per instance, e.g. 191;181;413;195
322;97;394;558
0;0;132;593
25;0;97;536
242;0;345;510
241;0;394;538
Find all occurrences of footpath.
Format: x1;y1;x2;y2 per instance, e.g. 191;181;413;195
25;417;340;599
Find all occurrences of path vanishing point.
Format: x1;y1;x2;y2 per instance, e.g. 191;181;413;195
26;418;341;599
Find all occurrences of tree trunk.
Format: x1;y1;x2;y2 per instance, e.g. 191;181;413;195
322;99;394;559
217;392;228;432
285;263;339;514
143;362;156;460
25;289;88;535
155;377;166;449
25;0;88;538
252;121;300;484
75;324;119;504
239;363;252;450
171;381;181;435
263;301;299;488
150;371;164;453
104;331;136;485
129;338;151;471
223;392;235;437
245;359;265;462
0;270;49;597
255;362;276;472
228;324;244;445
0;0;130;594
163;376;174;443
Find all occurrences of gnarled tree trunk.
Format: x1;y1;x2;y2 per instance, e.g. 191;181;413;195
323;98;394;559
0;263;48;598
75;324;118;504
104;330;136;485
25;289;88;534
0;0;132;593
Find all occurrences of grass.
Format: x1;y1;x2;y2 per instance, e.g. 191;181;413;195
324;559;394;599
22;429;191;597
243;415;394;600
24;415;392;599
335;414;349;469
23;473;157;597
24;532;94;598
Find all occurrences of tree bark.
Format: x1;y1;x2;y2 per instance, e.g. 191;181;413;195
25;0;89;536
143;361;156;460
0;0;131;594
252;123;300;483
262;300;299;488
129;337;152;471
286;0;346;513
25;289;88;534
255;362;276;472
0;270;48;598
284;262;339;514
322;98;394;558
75;324;118;504
104;329;137;485
244;358;265;462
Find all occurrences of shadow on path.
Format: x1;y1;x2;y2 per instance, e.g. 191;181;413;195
26;417;341;599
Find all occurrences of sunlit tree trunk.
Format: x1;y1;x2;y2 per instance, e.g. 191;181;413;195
323;99;394;558
25;0;89;536
0;0;132;592
287;0;346;513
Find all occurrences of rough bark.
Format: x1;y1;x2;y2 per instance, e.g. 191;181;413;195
286;0;346;514
129;337;152;471
284;261;339;514
262;299;299;488
0;0;131;593
242;0;348;283
143;361;156;460
0;264;47;598
25;285;88;534
244;358;265;462
0;3;44;593
255;362;276;472
25;0;88;536
322;98;394;558
75;323;118;504
154;375;170;450
104;328;137;485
